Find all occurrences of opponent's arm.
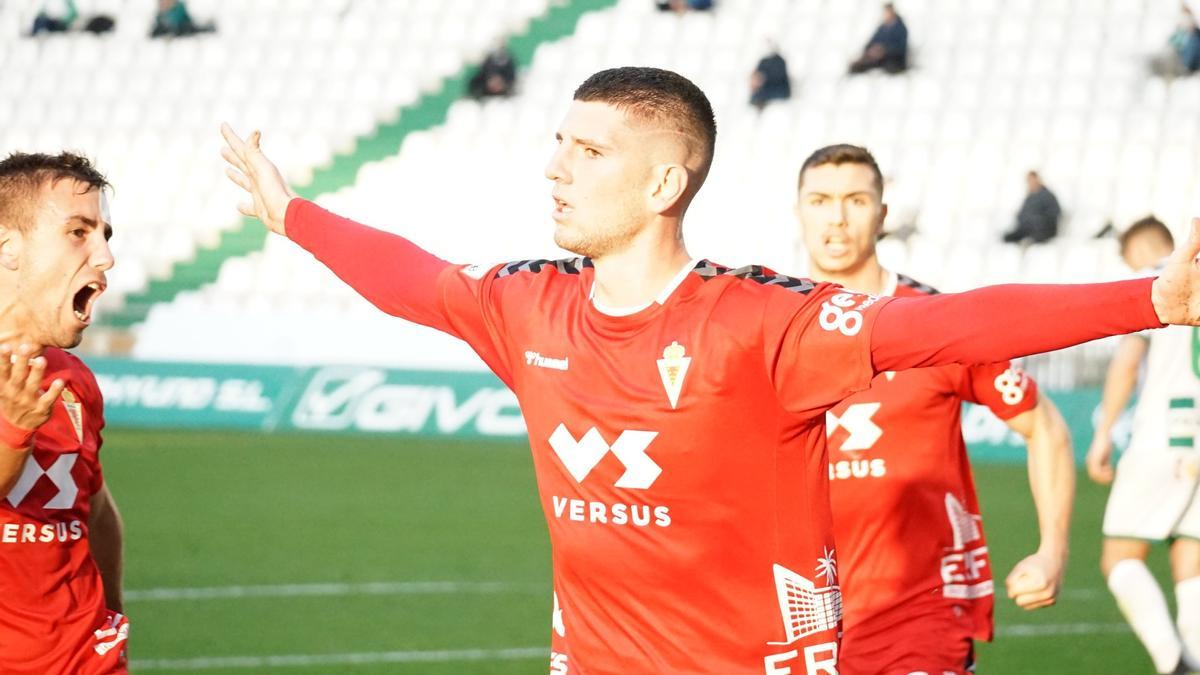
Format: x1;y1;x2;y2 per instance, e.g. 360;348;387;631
0;344;65;497
88;483;124;613
1003;393;1074;611
1085;335;1148;485
872;218;1200;372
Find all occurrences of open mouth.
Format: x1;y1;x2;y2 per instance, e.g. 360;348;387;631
553;196;573;216
824;237;850;256
71;282;105;324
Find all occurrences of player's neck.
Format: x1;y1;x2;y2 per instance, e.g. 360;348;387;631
809;257;888;295
590;227;692;310
0;304;41;355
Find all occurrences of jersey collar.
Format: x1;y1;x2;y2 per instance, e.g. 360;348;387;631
589;258;700;317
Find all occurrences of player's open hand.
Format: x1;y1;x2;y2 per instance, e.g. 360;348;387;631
220;124;296;236
1005;550;1064;610
0;344;65;437
1151;217;1200;325
1085;435;1116;485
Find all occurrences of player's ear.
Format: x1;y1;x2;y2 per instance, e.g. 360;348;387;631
0;224;21;272
649;163;688;215
875;202;888;238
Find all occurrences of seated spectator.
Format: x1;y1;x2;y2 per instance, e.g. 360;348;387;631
655;0;714;12
1003;171;1061;244
150;0;214;38
30;0;77;35
849;3;909;75
1150;5;1200;78
750;43;791;110
468;42;517;99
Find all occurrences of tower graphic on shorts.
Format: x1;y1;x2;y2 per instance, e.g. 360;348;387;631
945;493;982;549
770;563;843;643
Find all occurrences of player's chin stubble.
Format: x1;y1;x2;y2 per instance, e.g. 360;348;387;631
555;222;639;261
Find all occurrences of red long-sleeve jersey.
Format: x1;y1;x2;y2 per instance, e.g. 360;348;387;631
0;349;128;674
285;198;1160;674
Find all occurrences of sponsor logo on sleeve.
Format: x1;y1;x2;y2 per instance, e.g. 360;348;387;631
818;293;880;337
993;367;1028;406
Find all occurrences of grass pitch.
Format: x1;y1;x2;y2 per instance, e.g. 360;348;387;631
103;429;1164;673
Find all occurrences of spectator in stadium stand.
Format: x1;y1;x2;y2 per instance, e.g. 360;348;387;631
1002;171;1061;245
749;42;791;110
655;0;714;12
30;0;77;35
849;2;908;75
149;0;214;38
1150;5;1200;79
467;42;517;100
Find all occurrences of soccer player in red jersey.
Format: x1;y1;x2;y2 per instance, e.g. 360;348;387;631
0;152;127;674
222;67;1200;674
794;145;1075;675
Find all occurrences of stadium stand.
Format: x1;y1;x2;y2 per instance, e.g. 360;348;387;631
2;0;1198;380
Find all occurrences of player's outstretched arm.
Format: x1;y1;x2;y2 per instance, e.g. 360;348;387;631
1085;335;1147;485
1151;218;1200;325
220;124;297;236
0;344;65;497
1004;393;1073;610
219;126;469;336
867;218;1200;373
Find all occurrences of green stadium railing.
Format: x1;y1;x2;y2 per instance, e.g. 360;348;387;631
103;0;619;329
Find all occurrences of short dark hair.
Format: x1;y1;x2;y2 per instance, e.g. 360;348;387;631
573;67;717;183
1119;215;1174;255
0;152;109;233
797;144;884;196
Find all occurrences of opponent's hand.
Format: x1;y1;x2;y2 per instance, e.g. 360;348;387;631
1151;217;1200;325
220;123;296;236
1085;434;1115;485
0;344;65;436
1005;550;1064;610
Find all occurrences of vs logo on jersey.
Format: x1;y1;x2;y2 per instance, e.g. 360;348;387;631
656;341;691;409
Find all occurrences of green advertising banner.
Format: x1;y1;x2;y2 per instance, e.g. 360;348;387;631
90;358;1122;463
89;358;525;438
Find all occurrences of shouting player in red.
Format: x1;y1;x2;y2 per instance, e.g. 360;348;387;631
222;67;1200;674
0;152;127;674
794;145;1074;674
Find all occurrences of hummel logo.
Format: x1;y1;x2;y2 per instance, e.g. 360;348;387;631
526;351;569;371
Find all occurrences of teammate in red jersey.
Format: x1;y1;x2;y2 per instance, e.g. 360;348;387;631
222;67;1200;674
793;145;1075;675
0;152;127;674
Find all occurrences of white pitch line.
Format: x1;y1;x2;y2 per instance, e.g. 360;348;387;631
131;647;548;671
125;580;546;602
129;624;1134;671
999;622;1131;637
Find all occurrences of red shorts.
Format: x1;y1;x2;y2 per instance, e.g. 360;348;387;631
1;609;128;675
839;605;976;675
89;611;130;674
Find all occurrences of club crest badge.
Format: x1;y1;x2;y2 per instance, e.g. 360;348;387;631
61;389;83;442
656;341;691;410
